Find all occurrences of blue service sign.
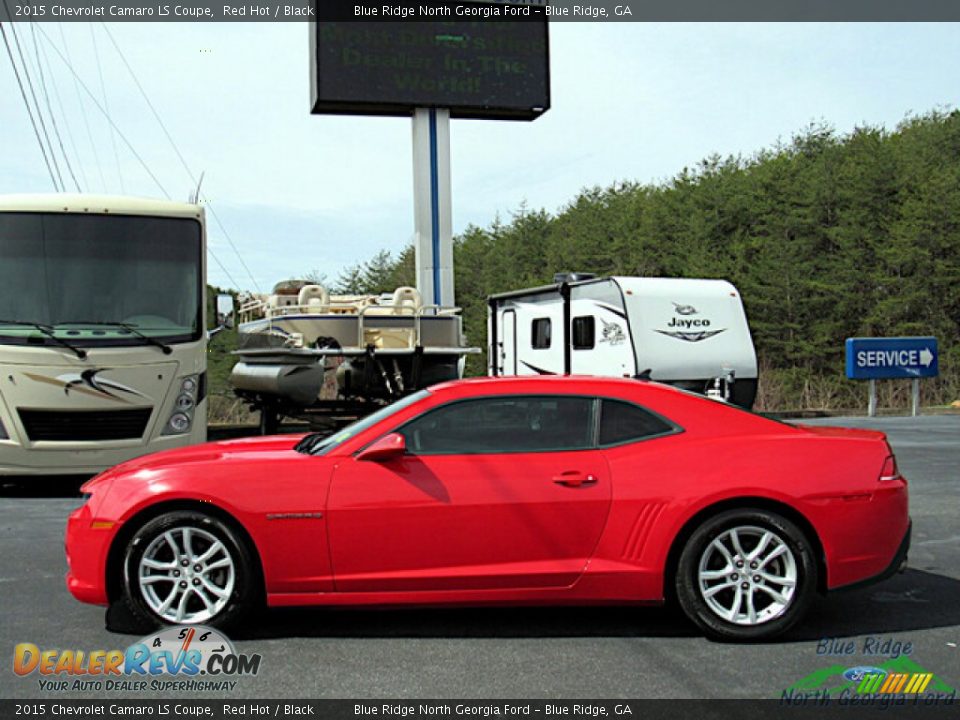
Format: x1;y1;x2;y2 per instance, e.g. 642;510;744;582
845;337;939;380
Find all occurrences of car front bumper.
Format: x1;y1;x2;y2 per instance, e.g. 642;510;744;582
65;501;113;605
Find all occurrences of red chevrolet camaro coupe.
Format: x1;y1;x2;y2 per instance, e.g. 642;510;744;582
66;376;910;640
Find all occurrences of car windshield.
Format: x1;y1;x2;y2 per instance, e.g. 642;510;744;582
0;212;202;346
295;389;431;456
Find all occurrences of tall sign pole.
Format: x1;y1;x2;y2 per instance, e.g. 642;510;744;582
412;108;453;308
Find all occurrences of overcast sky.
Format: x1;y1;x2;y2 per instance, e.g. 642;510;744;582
1;22;957;292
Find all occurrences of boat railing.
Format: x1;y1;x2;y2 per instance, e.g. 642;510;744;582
238;299;463;350
354;304;461;348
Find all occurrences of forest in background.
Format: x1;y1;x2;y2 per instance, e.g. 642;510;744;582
217;110;960;413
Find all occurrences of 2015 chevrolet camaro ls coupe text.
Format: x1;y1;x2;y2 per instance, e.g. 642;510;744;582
66;376;911;640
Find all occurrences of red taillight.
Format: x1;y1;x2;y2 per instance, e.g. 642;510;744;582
879;455;900;481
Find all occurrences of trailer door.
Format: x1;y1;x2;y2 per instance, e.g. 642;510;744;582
500;309;517;375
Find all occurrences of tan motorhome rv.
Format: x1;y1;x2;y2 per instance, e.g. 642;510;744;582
0;195;209;476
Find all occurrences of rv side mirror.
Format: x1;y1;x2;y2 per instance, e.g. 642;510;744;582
216;293;236;330
356;433;406;462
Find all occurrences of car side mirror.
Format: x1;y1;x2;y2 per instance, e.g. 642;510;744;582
356;433;406;462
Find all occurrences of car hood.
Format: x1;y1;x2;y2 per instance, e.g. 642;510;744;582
82;433;310;492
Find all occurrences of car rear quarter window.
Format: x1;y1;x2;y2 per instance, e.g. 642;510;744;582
599;399;677;446
400;395;595;454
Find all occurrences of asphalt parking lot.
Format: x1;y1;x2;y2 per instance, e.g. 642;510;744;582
2;415;958;699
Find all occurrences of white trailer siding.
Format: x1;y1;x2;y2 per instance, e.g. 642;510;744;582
489;276;759;408
613;277;757;383
489;293;566;376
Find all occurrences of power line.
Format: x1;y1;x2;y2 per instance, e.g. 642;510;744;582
59;22;104;193
8;15;64;190
35;25;170;199
31;23;81;192
41;25;87;191
207;243;243;291
7;14;64;190
101;23;262;293
38;26;241;291
0;20;59;190
89;24;123;192
203;205;262;292
1;7;63;190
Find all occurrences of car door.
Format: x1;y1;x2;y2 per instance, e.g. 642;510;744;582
326;395;612;593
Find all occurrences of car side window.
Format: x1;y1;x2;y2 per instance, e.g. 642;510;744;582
400;395;595;455
598;399;676;446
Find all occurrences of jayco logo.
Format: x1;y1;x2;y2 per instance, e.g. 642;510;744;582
667;317;711;328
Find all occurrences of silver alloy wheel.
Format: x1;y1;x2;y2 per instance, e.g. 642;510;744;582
137;526;236;624
697;525;797;626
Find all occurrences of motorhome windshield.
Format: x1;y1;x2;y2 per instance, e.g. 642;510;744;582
0;212;202;347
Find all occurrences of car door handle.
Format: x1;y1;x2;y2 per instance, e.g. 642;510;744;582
552;472;598;488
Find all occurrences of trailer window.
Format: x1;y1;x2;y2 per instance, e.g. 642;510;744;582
598;399;678;446
572;316;595;350
531;318;551;349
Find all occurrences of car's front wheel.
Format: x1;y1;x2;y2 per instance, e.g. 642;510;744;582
122;510;257;629
675;508;817;641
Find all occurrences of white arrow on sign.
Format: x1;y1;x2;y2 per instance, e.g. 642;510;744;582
920;348;934;367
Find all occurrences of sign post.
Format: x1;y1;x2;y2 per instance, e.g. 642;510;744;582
412;108;453;308
845;337;938;417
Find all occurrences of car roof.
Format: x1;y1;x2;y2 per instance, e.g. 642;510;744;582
428;375;675;397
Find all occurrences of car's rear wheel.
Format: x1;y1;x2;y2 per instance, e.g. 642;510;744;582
121;510;257;629
675;508;817;641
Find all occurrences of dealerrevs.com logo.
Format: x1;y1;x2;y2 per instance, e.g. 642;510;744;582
13;626;262;692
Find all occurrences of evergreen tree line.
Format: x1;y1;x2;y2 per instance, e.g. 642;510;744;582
330;110;960;410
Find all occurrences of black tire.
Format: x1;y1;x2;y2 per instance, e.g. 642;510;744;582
121;510;258;630
675;508;817;641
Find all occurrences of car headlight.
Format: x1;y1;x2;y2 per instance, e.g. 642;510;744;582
181;377;197;395
176;394;195;411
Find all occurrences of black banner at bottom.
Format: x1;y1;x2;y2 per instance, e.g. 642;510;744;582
2;699;959;720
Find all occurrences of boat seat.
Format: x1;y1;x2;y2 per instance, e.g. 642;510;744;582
392;286;422;315
298;285;329;313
